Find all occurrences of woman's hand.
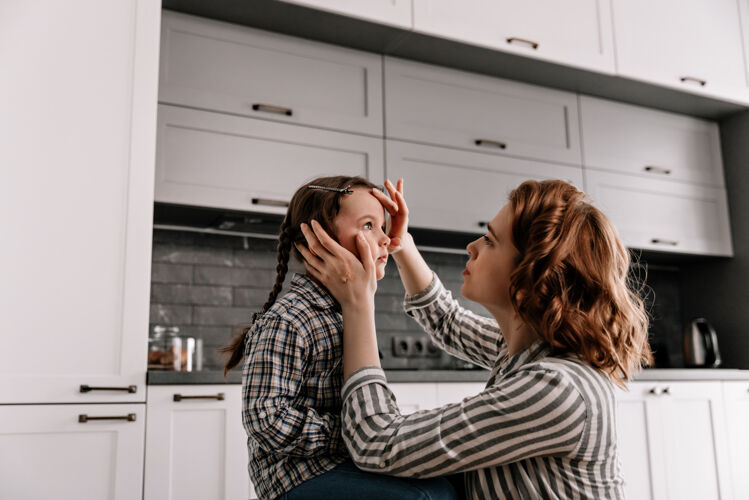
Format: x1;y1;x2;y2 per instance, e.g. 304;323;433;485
296;220;377;310
372;178;409;254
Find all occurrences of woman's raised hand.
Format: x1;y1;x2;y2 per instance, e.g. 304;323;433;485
372;178;409;254
296;220;377;309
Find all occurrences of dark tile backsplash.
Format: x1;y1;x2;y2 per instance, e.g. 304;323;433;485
149;229;684;371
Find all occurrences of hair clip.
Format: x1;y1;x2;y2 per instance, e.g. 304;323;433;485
307;184;354;194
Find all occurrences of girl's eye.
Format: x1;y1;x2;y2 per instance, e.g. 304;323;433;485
363;222;373;230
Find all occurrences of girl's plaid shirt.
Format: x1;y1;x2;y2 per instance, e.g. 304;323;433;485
241;273;349;500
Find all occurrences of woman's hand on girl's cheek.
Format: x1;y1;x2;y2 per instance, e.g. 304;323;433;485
372;178;409;253
297;221;377;309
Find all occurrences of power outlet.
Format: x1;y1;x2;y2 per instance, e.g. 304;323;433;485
391;335;441;358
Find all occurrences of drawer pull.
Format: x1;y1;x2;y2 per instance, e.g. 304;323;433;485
648;386;672;397
252;103;293;116
80;384;137;394
506;37;539;50
651;238;678;246
477;221;489;228
679;76;707;87
173;393;225;402
643;165;672;175
475;139;507;149
78;413;136;423
251;197;289;208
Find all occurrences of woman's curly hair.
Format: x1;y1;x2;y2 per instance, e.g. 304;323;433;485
508;180;653;387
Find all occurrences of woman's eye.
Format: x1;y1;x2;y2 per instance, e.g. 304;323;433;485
483;235;492;245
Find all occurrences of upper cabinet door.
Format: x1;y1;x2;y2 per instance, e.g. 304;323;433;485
159;11;383;136
580;96;725;187
279;0;413;29
611;0;749;104
413;0;616;73
0;0;159;403
385;57;582;166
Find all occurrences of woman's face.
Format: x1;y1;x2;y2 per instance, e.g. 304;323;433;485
334;188;390;280
461;203;520;311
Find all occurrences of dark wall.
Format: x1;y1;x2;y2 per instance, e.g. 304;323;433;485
680;110;749;369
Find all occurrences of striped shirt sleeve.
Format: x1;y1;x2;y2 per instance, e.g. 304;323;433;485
243;315;340;457
404;273;506;369
341;366;587;478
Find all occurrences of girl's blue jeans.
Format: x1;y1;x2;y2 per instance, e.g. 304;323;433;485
277;460;460;500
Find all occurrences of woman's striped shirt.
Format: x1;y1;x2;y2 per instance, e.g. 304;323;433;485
341;274;625;499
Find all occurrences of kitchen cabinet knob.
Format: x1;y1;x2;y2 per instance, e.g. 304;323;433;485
651;238;678;246
643;165;672;175
679;76;707;87
173;393;225;402
475;139;507;149
506;37;539;50
252;103;293;116
80;384;137;394
251;197;289;208
477;221;489;228
662;386;671;395
78;413;136;423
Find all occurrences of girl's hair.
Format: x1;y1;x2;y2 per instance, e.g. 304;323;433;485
507;179;653;387
221;175;379;375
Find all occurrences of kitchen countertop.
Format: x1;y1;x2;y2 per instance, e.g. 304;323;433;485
147;368;749;385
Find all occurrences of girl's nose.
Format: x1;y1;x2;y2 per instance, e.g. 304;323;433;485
379;228;390;247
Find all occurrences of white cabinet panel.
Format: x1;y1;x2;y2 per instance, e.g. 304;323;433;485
160;11;383;136
614;388;659;499
0;404;145;500
280;0;413;29
0;0;159;403
385;57;581;165
580;96;724;187
144;385;253;500
413;0;615;73
389;383;438;413
584;169;733;256
611;0;749;104
724;381;749;500
387;140;584;234
156;105;385;214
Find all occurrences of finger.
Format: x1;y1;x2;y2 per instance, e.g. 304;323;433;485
355;232;375;276
302;260;324;284
384;179;398;201
295;243;323;274
396;178;404;195
394;189;409;217
300;222;333;260
389;236;402;249
309;219;349;258
371;188;398;215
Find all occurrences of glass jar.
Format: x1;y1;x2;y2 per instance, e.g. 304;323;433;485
147;325;181;371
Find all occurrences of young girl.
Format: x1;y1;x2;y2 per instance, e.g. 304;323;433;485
222;176;457;500
298;178;654;499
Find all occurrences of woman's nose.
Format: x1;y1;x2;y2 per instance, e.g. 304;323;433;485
466;238;478;257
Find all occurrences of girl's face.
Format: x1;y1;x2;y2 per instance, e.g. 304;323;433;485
334;187;390;280
461;203;520;312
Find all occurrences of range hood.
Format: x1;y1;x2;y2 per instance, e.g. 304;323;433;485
153;202;477;253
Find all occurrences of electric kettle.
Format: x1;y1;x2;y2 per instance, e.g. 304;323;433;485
683;318;722;368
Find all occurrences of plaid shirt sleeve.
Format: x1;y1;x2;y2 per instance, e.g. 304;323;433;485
242;314;341;457
404;273;506;369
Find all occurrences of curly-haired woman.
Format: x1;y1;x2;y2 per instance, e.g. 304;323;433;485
296;178;653;499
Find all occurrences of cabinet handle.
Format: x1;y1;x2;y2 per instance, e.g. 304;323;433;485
252;103;293;116
80;384;137;394
679;76;707;87
506;37;539;50
477;221;489;228
251;197;289;208
648;386;671;396
78;413;136;423
475;139;507;149
651;238;678;246
662;386;671;396
643;165;672;175
173;393;225;402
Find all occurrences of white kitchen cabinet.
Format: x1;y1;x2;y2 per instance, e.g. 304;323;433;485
385;57;582;166
580;96;725;187
611;0;749;104
723;381;749;499
156;104;385;215
584;169;733;256
0;0;159;403
144;385;255;500
279;0;413;29
386;140;584;234
615;381;732;500
389;383;438;413
160;11;384;136
0;404;146;500
413;0;615;74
